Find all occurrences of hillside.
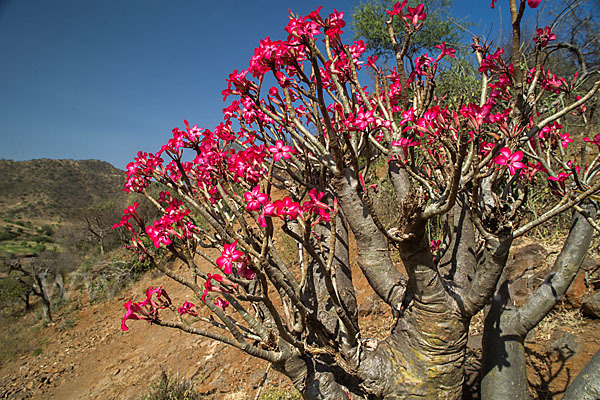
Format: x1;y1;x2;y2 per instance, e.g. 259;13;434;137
0;159;125;221
0;240;600;399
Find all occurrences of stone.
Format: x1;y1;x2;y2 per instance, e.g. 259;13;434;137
505;243;548;281
548;330;580;358
506;242;550;306
581;291;600;318
564;269;590;308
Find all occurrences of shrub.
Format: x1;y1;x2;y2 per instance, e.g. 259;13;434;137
142;369;201;400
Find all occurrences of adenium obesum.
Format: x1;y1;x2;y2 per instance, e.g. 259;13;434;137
113;2;599;398
121;286;171;331
116;0;596;329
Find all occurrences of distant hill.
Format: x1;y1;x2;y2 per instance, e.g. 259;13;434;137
0;159;125;221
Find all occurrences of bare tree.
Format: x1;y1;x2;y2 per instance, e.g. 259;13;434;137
7;257;53;323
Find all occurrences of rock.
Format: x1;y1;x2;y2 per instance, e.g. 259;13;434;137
505;243;548;281
548;330;580;358
564;269;589;308
581;291;600;318
506;243;550;306
509;265;548;306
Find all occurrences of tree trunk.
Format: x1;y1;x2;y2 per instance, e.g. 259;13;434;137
20;290;31;312
34;270;52;323
277;298;471;399
358;302;468;399
481;205;596;399
54;272;67;300
481;281;529;400
357;228;470;399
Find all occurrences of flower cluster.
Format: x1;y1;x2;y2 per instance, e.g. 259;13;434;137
201;273;237;311
121;286;171;331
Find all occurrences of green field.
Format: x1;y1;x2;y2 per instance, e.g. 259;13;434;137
0;240;60;257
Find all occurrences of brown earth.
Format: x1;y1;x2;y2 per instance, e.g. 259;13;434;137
1;239;599;400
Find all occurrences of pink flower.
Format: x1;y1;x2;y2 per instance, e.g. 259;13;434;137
584;134;600;150
523;162;548;180
268;140;293;162
113;202;141;232
121;300;143;331
258;202;277;227
353;109;375;130
391;137;419;148
145;286;172;308
121;286;171;331
430;239;441;252
542;71;566;94
216;241;244;274
548;171;571;194
434;42;456;63
178;301;198;316
302;188;329;214
414;53;433;76
404;4;427;28
302;189;332;225
273;196;302;220
548;172;570;182
387;0;408;16
559;133;573;149
214;298;229;311
237;261;255;280
494;147;526;175
204;273;225;292
460;103;494;129
391;137;419;160
528;0;541;8
244;186;270;211
201;273;238;304
534;26;556;48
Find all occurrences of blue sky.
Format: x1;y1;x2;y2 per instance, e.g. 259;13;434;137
0;0;515;169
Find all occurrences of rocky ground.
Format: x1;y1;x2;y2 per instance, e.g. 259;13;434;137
1;238;600;400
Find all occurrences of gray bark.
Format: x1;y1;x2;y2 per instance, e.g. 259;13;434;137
481;281;529;400
334;169;407;311
439;194;478;288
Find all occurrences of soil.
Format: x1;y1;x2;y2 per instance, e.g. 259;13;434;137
1;239;599;400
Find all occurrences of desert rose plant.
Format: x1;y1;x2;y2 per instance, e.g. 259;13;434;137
114;0;600;398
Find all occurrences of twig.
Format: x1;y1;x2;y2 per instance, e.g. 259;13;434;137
253;363;272;400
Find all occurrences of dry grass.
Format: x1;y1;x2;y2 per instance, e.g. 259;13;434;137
531;308;585;342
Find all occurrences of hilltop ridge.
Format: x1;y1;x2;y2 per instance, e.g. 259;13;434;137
0;159;125;221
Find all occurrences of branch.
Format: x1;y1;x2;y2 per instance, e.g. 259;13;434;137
514;180;600;237
521;80;600;143
333;170;407;310
155;319;281;362
517;202;596;333
462;233;513;317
